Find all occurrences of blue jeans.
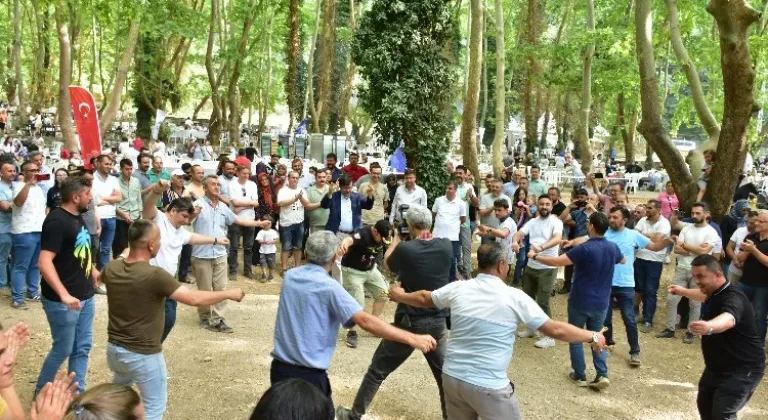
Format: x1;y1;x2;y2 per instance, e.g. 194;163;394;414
279;223;303;251
737;283;768;345
0;233;11;288
107;342;167;420
11;232;41;303
513;236;530;287
449;241;460;282
99;218;117;269
603;286;640;355
36;296;95;394
634;259;663;323
161;299;177;343
568;304;608;379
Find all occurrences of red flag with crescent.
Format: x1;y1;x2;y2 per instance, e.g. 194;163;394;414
68;86;101;170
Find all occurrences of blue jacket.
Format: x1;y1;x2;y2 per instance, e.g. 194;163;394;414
321;191;374;233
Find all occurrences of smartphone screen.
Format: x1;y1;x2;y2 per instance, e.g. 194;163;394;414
593;172;604;179
35;173;51;181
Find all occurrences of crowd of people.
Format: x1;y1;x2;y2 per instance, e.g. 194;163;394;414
0;133;764;420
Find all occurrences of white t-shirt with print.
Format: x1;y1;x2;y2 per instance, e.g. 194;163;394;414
256;229;279;254
277;186;306;227
230;180;259;219
150;212;192;277
635;216;671;262
520;215;563;270
11;183;46;234
432;195;467;241
496;217;518;264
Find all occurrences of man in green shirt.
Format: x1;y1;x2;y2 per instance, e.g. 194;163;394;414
359;165;389;227
303;168;330;232
148;155;171;208
528;165;549;198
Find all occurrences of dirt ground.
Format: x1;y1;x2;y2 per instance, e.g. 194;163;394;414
2;194;768;419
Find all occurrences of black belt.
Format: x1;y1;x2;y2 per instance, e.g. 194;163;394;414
338;230;355;234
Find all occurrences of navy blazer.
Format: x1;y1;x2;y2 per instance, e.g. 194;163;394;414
321;191;374;233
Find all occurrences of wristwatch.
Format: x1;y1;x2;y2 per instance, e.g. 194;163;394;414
532;254;538;261
590;332;599;344
214;238;218;245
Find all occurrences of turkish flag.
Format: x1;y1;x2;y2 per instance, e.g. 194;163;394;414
68;86;102;170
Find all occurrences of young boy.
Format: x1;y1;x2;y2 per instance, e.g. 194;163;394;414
477;199;518;285
256;216;279;281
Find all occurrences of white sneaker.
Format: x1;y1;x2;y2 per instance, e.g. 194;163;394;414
534;336;556;348
517;329;540;338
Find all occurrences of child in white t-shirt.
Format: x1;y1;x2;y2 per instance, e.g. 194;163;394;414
256;216;279;282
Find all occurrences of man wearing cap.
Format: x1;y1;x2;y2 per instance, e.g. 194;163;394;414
335;220;393;349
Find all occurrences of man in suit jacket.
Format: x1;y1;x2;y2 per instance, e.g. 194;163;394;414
318;174;375;235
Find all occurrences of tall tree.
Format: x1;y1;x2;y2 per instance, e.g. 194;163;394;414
284;0;303;133
55;2;76;151
704;0;760;219
522;0;540;153
12;0;26;119
635;0;697;210
460;0;484;181
311;0;336;133
575;0;595;175
100;20;139;136
491;0;505;177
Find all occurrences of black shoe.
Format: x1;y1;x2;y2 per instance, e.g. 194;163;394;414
345;331;358;348
588;376;610;390
683;331;695;344
557;286;570;295
245;271;257;280
655;328;675;338
206;320;234;334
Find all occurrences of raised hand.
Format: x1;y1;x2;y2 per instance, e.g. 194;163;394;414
30;372;78;420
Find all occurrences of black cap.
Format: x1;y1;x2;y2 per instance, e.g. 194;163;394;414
374;220;392;244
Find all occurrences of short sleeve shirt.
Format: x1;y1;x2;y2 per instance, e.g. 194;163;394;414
92;172;120;219
256;229;279;254
388;238;452;318
739;233;768;287
40;209;94;301
306;185;330;228
728;227;749;276
432;196;466;241
520;215;563;270
12;183;46;234
604;228;650;287
277;186;306;227
635;217;671;262
566;237;623;311
479;194;512;228
102;260;181;354
496;216;518;264
431;274;548;389
272;264;362;369
0;181;13;234
191;197;237;259
150;212;192;277
231;180;259;219
677;224;720;269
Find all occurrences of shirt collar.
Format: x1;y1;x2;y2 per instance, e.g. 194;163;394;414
475;273;505;283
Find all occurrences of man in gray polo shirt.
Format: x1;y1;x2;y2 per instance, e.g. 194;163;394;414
190;175;268;333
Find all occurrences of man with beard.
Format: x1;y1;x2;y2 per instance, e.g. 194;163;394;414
634;200;672;333
657;202;720;344
513;195;563;349
325;153;342;182
478;179;511;245
36;177;99;394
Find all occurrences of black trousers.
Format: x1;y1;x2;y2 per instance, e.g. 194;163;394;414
348;315;448;420
697;368;764;420
112;219;131;259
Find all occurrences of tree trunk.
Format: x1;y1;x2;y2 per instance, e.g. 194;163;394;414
575;0;595;175
192;95;209;120
303;0;321;123
205;0;223;144
635;0;697;210
491;0;505;178
667;0;721;177
314;0;336;133
227;0;259;146
626;107;638;164
539;90;550;149
461;0;483;182
523;0;540;154
99;20;138;137
339;0;359;138
31;0;47;111
479;5;488;128
13;0;26;119
704;0;760;220
55;5;76;152
285;0;302;133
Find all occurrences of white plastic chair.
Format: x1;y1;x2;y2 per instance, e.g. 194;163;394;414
626;173;642;194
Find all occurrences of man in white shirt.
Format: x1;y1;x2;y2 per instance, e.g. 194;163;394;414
657;202;720;343
477;199;517;285
389;170;428;227
277;171;307;274
228;165;260;280
10;161;47;308
92;155;123;270
142;181;230;341
478;179;512;244
634;199;672;333
432;180;467;282
387;242;607;420
28;152;53;195
512;195;563;348
725;211;757;285
455;166;479;279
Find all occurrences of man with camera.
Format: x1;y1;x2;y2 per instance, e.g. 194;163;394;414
337;206;452;420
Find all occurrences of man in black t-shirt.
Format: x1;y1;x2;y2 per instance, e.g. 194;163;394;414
337;220;392;348
733;210;768;345
667;255;765;420
337;206;451;420
35;176;97;395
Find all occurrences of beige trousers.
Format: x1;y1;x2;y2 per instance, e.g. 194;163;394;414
192;256;228;324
